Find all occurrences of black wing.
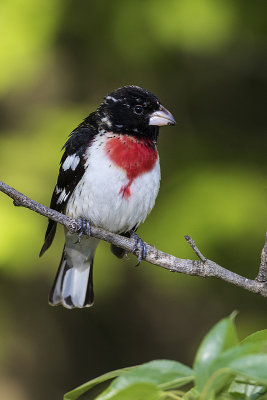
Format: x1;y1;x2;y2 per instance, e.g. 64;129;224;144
40;119;97;256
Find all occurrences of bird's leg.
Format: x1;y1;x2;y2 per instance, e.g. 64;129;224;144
130;231;147;266
76;217;91;243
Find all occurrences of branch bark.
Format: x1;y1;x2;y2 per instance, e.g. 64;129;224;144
1;180;267;297
256;233;267;282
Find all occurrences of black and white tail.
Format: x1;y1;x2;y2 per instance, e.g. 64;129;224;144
49;248;93;308
49;235;100;309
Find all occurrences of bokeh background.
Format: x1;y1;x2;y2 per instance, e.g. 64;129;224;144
0;0;267;399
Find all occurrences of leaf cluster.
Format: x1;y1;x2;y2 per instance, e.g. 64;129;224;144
64;314;267;400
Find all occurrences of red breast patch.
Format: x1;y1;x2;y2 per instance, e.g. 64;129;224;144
105;135;158;198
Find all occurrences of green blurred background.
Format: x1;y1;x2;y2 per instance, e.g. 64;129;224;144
0;0;266;399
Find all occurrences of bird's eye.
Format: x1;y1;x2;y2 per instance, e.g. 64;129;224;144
134;105;143;114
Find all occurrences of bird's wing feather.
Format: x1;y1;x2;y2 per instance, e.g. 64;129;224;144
40;123;97;256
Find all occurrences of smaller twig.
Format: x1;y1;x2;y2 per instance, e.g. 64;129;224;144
256;233;267;282
184;235;207;262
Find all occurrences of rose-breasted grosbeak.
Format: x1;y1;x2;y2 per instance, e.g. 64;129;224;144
40;86;175;309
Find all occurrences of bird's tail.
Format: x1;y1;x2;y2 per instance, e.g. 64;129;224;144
49;236;99;309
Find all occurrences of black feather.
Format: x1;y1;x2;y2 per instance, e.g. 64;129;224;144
84;259;94;306
39;220;57;257
40;119;97;255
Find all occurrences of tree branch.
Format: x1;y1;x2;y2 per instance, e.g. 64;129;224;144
256;233;267;282
1;180;267;297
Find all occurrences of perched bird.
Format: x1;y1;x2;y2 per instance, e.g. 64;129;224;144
40;85;175;309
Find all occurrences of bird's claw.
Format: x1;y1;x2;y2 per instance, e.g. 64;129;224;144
76;218;91;243
130;232;147;266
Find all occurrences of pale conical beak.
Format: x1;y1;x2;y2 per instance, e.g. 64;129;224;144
149;105;176;126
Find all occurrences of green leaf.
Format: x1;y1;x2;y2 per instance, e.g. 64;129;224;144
96;360;193;400
211;343;267;373
241;330;267;352
229;377;266;399
200;367;234;400
199;345;267;399
64;360;193;400
182;387;200;400
200;354;267;400
228;355;267;385
194;314;239;390
96;382;161;400
138;360;194;389
64;367;133;400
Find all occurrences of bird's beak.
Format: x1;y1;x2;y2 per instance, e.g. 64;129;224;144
149;105;176;126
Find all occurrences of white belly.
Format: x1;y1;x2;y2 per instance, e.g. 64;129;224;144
65;136;161;233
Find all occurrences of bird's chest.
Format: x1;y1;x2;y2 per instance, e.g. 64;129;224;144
105;135;158;198
66;134;160;232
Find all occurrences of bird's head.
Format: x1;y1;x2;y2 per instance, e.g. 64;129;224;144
97;85;176;140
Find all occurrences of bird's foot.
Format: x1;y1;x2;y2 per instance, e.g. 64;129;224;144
76;218;91;243
130;232;147;266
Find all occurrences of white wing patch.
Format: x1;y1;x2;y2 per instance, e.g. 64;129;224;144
55;185;62;195
57;189;70;204
62;154;80;171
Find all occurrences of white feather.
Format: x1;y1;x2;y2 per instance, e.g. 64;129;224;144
65;133;161;233
105;96;119;102
62;154;80;171
62;233;99;308
55;185;61;194
56;188;69;204
61;264;90;308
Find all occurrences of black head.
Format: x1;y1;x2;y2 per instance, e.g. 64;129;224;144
96;85;175;140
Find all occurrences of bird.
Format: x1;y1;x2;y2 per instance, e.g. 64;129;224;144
40;85;175;309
